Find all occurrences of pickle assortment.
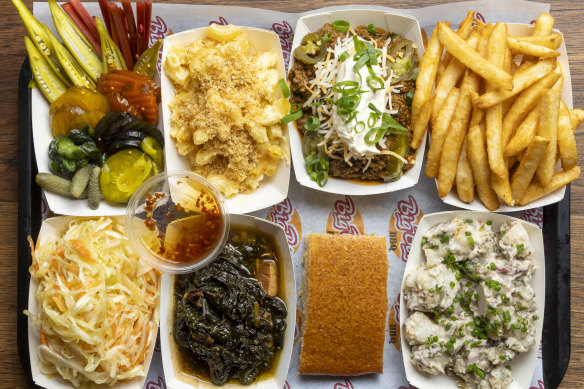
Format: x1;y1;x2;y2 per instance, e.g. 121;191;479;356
13;0;164;210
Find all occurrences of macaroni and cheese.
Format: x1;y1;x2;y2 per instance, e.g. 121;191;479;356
164;24;289;197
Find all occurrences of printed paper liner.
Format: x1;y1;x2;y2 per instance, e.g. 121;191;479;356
159;214;296;389
399;211;545;389
288;10;427;195
438;24;572;212
27;215;160;389
160;27;291;214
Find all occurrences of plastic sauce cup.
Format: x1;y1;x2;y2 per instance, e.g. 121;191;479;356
126;171;229;273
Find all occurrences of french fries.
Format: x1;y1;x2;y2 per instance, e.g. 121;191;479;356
535;90;560;186
558;100;578;170
410;23;448;148
456;139;474;202
511;136;549;200
415;11;580;210
425;89;459;178
437;22;513;90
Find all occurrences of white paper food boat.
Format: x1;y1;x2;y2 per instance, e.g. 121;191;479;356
160;27;291;214
27;215;160;389
400;211;545;389
159;214;296;389
288;9;427;195
438;24;572;212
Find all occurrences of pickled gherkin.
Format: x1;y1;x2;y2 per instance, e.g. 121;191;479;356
383;134;410;182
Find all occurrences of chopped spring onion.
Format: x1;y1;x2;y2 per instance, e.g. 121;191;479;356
368;103;382;116
332;20;350;33
332;80;360;94
307;100;324;107
305;154;329;187
353;55;369;72
354;121;365;133
322;32;332;43
304;116;321;131
278;78;291;98
367;24;376;34
366;75;384;91
339;51;350;62
281;103;302;124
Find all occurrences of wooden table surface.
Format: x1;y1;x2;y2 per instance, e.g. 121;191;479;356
1;0;582;387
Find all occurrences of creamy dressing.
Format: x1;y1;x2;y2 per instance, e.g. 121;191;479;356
331;58;386;156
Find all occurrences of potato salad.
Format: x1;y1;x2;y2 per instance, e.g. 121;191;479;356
403;218;538;389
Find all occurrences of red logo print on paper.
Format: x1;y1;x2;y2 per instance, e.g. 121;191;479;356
209;16;229;26
334;379;354;389
399;385;418;389
146;376;166;389
521;207;543;229
388;293;401;351
326;196;364;235
388;195;423;262
283;381;291;389
530;380;544;389
266;198;302;253
272;21;294;67
149;16;169;71
475;12;486;23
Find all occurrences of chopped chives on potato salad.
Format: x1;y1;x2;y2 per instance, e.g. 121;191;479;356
403;218;538;389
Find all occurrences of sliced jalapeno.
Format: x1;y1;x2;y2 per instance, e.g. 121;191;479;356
96;17;126;73
11;0;71;86
383;134;410;182
25;36;68;103
293;33;326;65
133;39;162;79
48;0;102;82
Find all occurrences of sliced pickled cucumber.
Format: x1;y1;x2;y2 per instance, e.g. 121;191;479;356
383;134;410;182
100;149;155;203
141;136;164;168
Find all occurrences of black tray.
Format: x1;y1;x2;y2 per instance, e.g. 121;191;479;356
16;58;572;388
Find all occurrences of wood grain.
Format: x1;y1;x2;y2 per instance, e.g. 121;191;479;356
1;0;582;387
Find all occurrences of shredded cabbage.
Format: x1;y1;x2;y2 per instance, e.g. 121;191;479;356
26;217;159;387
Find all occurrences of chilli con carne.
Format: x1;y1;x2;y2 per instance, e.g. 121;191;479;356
288;22;420;186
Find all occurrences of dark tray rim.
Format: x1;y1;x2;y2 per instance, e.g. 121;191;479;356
15;58;571;388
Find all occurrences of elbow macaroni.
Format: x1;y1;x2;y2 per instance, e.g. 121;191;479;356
164;24;289;198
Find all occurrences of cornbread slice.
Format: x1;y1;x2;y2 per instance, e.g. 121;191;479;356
299;234;388;375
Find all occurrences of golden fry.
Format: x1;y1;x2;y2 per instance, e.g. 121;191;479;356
505;108;539;156
532;13;555;37
485;22;507;179
425;89;460;178
475;58;557;108
571;108;584;131
535;90;561;186
431;31;480;125
519;166;580;205
438;91;473;197
467;124;500;210
456;138;475;202
511;136;549;201
437;22;513;90
437;73;475;197
436;11;475;82
410;96;434;154
411;22;448;146
491;162;514;206
501;67;561;145
558;100;578;170
507;33;563;49
507;36;560;58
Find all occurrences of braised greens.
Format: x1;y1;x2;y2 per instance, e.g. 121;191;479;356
173;228;287;385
